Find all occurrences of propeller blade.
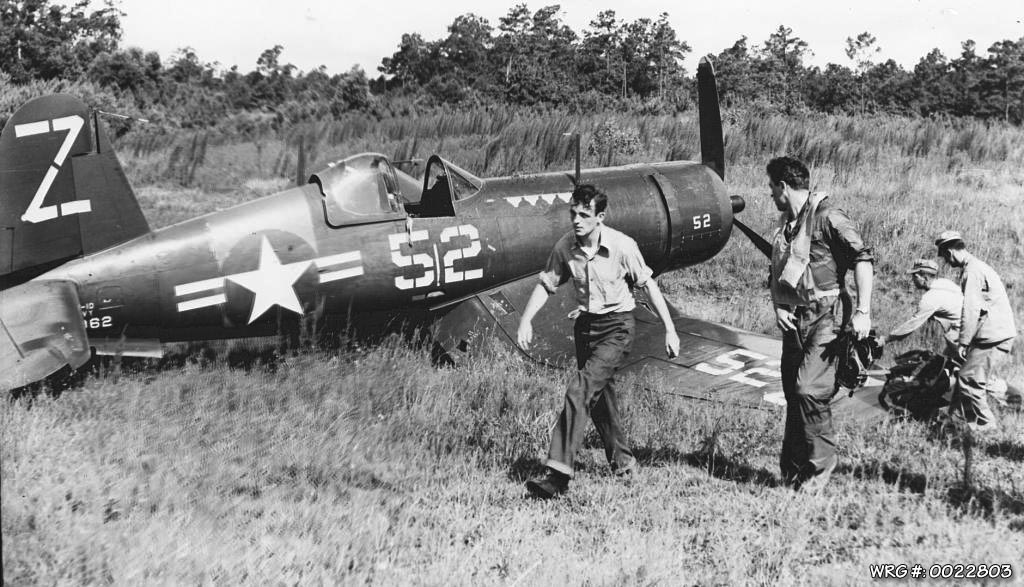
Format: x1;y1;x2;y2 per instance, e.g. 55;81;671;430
697;56;725;181
733;218;772;259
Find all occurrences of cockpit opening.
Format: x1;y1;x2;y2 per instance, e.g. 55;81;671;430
404;155;482;218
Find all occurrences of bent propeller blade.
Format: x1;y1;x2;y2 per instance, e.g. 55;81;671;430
698;57;725;182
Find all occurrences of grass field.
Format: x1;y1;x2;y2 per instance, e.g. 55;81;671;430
3;108;1024;584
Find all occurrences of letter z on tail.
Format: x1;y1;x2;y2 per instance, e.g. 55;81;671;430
1;94;149;288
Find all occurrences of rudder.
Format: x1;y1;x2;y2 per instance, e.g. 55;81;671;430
0;94;149;288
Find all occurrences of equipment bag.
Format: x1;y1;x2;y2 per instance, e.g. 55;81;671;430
878;349;953;420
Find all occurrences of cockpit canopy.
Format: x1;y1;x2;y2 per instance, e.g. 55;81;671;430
311;153;417;226
310;152;483;224
423;155;482;202
409;155;483;217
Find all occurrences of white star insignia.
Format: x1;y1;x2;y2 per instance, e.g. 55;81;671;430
226;236;311;324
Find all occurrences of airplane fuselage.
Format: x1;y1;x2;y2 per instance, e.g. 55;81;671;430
38;158;732;347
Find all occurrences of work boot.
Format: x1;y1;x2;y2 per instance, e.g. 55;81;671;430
526;469;569;499
611;459;639;483
796;458;837;493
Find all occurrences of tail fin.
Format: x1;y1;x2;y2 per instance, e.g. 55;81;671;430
0;94;149;288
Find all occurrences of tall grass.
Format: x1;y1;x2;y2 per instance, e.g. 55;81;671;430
115;106;1024;189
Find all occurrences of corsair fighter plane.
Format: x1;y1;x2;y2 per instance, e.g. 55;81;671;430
0;59;886;421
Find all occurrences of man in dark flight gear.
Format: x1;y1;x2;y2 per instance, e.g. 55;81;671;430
767;156;875;491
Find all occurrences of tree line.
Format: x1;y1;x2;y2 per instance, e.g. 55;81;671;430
380;6;1024;123
3;0;1023;130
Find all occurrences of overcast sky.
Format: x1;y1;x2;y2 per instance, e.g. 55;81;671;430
117;0;1023;75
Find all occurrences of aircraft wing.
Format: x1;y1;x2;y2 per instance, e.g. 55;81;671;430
432;275;887;424
1;280;92;392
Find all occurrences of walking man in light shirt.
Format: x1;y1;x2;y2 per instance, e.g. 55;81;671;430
518;184;680;499
935;230;1018;433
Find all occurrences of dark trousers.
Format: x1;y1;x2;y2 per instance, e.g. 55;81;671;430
545;311;636;477
780;298;841;485
950;339;1013;429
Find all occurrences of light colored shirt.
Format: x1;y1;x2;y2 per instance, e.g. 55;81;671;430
890;277;962;345
958;253;1017;346
539;225;653;314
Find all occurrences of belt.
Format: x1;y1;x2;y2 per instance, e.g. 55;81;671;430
788;295;840;315
578;310;633;319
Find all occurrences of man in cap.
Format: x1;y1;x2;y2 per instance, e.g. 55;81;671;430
935;230;1018;433
766;156;874;491
880;258;1021;409
879;259;963;356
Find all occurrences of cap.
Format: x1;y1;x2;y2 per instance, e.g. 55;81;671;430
907;258;938;275
934;230;964;249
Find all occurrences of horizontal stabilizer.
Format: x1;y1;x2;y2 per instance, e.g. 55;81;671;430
0;280;91;391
